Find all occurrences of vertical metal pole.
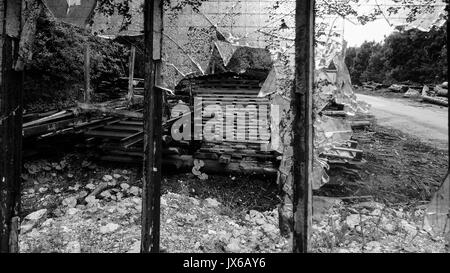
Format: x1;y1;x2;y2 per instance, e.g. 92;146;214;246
0;0;23;253
127;45;136;102
292;0;314;253
141;0;162;253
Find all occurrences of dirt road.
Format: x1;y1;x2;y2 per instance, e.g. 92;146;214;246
356;94;448;149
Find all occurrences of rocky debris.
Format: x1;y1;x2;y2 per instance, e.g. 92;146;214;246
204;198;220;208
403;88;420;98
103;175;113;182
84;196;100;209
389;84;408;93
67;208;79;216
399;220;418;237
311;199;445;253
120;183;130;191
68;183;81;191
99;223;120;234
365;241;382;253
128;186;140;196
127;241;141;253
21;209;48;234
100;190;112;199
345;214;361;229
85;183;96;190
313;196;343;221
160;197;167;207
225;238;242;253
19;192;288;253
25;209;48;222
353;201;384;211
18;187;445;253
66;241;81;253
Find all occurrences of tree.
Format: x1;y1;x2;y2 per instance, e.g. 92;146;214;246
25;16;129;112
345;21;447;85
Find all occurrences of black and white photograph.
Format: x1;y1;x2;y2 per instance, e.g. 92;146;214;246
0;0;448;259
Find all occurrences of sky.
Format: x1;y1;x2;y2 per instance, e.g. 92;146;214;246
344;18;396;47
341;0;447;47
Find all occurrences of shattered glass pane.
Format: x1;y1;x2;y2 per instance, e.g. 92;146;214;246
85;0;448;236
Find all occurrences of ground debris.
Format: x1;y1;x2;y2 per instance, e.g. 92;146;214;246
310;199;446;253
19;191;289;253
19;188;445;253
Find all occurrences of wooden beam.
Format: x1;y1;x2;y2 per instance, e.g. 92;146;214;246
0;0;23;253
127;45;136;102
141;0;163;253
84;42;91;103
77;102;144;119
292;0;314;253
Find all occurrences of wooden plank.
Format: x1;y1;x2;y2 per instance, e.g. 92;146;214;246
292;0;314;253
122;132;144;148
23;118;80;138
118;120;144;126
85;130;132;139
103;124;142;132
77;102;143;119
141;0;162;254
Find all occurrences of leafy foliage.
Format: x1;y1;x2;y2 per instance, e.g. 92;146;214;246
25;17;129;112
345;22;447;85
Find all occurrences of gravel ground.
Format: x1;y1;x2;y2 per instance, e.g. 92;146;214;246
18;123;449;253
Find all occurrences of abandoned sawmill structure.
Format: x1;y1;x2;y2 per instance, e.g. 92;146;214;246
3;0;447;254
22;66;367;178
19;0;369;183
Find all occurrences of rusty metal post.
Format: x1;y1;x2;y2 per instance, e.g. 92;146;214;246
0;0;23;253
292;0;315;253
141;0;163;253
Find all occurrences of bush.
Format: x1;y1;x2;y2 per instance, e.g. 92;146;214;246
24;17;129;112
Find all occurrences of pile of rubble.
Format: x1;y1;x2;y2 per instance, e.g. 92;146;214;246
19;190;289;253
311;198;446;253
18;181;446;253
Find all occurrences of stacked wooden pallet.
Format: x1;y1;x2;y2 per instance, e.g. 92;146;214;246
189;74;278;172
